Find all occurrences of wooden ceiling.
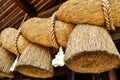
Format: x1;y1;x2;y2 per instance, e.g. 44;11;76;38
0;0;120;41
0;0;66;31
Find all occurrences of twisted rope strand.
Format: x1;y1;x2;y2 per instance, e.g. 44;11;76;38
10;13;28;72
14;13;28;56
102;0;115;30
48;12;59;48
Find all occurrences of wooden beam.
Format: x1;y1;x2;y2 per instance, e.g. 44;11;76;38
0;10;24;31
13;0;37;17
108;70;117;80
67;70;75;80
111;33;120;41
92;74;100;80
38;4;60;18
100;72;109;80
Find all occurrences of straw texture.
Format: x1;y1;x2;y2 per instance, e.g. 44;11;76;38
56;0;120;27
0;34;2;47
0;47;16;78
21;18;74;48
16;43;53;78
65;24;120;73
1;28;30;55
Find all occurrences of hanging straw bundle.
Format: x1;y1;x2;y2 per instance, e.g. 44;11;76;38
65;24;120;73
0;34;16;78
0;47;16;78
1;28;30;55
56;0;120;27
21;17;74;48
15;43;53;78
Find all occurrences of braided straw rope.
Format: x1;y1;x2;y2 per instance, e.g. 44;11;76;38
9;13;28;72
14;13;28;56
48;12;59;48
102;0;115;30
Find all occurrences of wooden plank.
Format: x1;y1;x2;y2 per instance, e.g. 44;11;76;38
30;0;40;6
100;72;109;80
13;0;37;17
92;74;100;80
0;7;20;24
111;33;120;41
108;70;117;80
9;14;25;28
0;10;24;31
67;70;75;80
0;0;6;6
0;0;13;13
0;2;16;19
0;9;23;25
30;0;37;4
36;0;56;11
38;4;60;18
37;0;56;12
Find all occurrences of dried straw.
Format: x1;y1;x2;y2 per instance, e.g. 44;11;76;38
1;28;30;55
56;0;120;27
15;43;54;78
21;18;74;48
0;34;2;47
0;47;16;78
65;24;120;73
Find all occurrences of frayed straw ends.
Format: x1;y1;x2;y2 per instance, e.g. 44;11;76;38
15;43;54;78
0;47;16;78
65;24;120;73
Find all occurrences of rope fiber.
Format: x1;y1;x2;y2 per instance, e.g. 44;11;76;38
102;0;115;30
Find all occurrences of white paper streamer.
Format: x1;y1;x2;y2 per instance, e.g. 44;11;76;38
52;47;65;67
9;56;18;72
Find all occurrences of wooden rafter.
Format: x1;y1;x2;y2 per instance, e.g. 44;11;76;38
12;0;37;17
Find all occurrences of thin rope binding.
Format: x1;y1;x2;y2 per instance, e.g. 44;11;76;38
47;12;59;49
9;13;28;72
102;0;115;30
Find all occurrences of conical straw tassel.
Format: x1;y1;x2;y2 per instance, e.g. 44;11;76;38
15;43;54;78
65;24;120;73
0;47;16;78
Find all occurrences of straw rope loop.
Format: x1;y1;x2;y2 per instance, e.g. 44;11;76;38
48;12;59;48
14;13;28;56
102;0;115;30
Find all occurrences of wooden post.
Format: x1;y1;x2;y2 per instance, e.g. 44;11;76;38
67;70;75;80
92;74;100;80
100;72;109;80
108;70;117;80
